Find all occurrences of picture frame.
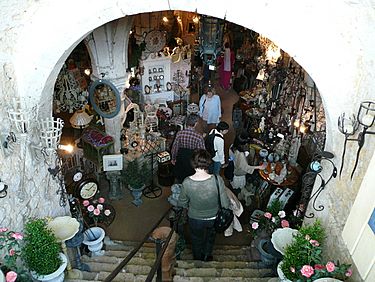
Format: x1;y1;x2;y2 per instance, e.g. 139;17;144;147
103;154;123;171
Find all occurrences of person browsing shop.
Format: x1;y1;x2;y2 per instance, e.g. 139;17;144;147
178;149;230;261
208;121;229;175
171;113;205;183
199;85;222;133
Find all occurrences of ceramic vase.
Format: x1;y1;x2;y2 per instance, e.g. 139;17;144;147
31;253;68;282
83;227;105;256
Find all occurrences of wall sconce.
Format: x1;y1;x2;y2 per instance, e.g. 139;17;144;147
300;151;337;218
338;101;375;179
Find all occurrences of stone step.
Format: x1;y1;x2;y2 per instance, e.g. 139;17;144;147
89;271;156;282
173;276;273;281
83;261;152;275
176;260;263;269
179;253;251;262
81;254;155;267
175;267;273;278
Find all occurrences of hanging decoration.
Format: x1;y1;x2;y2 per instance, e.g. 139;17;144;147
54;64;88;113
199;15;225;65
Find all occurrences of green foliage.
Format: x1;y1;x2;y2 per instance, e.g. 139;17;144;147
280;220;352;281
124;159;150;189
21;218;61;276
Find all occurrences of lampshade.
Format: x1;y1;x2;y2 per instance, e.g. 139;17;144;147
70;109;92;129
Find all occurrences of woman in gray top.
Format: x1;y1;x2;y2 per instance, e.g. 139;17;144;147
178;149;230;261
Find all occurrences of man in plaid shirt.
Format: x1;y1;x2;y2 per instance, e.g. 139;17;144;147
171;113;205;183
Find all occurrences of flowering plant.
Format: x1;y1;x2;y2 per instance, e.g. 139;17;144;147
0;228;29;282
249;200;292;238
82;197;112;226
281;220;352;281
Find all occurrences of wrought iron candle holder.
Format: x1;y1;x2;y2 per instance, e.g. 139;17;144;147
338;101;375;179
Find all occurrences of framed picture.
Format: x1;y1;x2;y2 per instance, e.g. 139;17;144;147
103;154;123;171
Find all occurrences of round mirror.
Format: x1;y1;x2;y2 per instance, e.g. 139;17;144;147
89;79;121;118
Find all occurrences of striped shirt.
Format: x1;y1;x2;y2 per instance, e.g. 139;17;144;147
171;127;205;161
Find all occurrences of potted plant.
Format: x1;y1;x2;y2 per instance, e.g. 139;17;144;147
0;227;29;281
124;158;150;206
279;220;353;281
21;218;67;282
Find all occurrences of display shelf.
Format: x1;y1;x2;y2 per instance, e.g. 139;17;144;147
140;53;174;103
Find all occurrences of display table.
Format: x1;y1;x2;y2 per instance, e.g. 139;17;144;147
82;127;114;171
259;162;300;187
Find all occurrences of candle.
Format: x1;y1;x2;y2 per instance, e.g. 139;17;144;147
361;114;374;127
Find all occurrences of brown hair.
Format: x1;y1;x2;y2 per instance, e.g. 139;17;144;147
191;149;212;171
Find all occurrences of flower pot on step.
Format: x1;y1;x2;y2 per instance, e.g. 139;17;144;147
82;227;105;256
129;185;145;207
30;253;68;282
277;261;292;282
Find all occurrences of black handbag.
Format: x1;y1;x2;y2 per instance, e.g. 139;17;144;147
213;175;234;232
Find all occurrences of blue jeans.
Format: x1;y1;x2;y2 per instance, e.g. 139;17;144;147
188;217;216;260
209;161;221;175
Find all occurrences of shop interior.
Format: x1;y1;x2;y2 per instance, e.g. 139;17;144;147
53;10;328;242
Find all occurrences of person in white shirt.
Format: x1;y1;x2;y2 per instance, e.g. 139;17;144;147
209;121;229;175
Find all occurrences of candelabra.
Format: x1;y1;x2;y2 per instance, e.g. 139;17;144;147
338;101;375;179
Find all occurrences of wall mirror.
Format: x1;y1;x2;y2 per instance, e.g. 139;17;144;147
89;79;121;118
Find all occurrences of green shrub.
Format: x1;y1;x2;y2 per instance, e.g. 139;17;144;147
21;218;61;275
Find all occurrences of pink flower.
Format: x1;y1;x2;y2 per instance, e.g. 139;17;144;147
6;271;17;282
345;268;353;277
314;264;325;270
83;200;90;207
309;239;320;247
0;227;8;232
251;222;259;229
326;261;335;272
104;209;111;216
93;208;100;216
300;265;314;278
281;220;289;228
290;266;295;273
87;205;95;212
278;210;286;218
9;249;15;256
98;197;105;203
97;204;103;210
264;212;272;219
11;232;23;240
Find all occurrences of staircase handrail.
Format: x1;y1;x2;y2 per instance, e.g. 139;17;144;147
103;206;182;282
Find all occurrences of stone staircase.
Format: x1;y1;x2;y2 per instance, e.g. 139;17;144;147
65;239;277;282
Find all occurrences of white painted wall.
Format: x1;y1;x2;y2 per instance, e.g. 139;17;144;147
1;0;374;280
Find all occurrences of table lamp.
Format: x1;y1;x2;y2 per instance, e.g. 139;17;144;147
69;109;92;147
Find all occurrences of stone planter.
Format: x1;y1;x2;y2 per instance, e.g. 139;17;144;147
83;227;105;256
129;185;145;207
314;279;343;282
257;239;279;266
277;261;292;282
0;270;4;282
30;252;68;282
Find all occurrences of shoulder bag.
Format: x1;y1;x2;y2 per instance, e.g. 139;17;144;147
213;175;234;232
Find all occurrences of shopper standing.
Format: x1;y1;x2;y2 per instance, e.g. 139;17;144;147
218;42;235;90
199;85;222;133
171;113;205;184
178;149;230;261
209;121;229;175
